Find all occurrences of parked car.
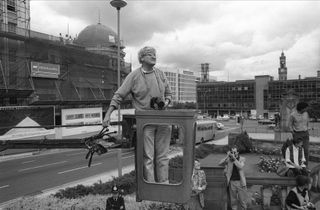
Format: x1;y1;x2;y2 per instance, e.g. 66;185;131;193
258;119;274;125
257;115;264;120
267;124;276;129
216;122;225;130
249;115;257;120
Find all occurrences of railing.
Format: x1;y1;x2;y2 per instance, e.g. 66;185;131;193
0;22;67;43
0;22;125;47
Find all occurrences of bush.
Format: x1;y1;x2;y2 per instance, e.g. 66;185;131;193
252;146;282;156
233;131;253;153
169;155;183;169
147;202;183;210
54;170;136;199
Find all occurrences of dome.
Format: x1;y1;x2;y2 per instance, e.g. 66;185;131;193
75;23;117;48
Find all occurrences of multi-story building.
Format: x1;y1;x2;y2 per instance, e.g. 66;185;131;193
0;0;30;34
162;67;199;103
197;52;320;118
197;79;256;116
0;0;130;123
265;77;320;112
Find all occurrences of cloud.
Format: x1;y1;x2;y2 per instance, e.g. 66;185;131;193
30;1;320;81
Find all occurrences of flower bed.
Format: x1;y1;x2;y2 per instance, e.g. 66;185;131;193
256;156;282;173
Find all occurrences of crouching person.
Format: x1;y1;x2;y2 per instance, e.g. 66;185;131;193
286;175;315;210
219;145;248;210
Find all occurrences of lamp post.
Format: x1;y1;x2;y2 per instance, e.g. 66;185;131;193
110;0;127;136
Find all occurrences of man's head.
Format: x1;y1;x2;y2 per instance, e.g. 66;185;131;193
229;145;239;158
296;175;311;189
194;160;201;170
296;102;308;113
138;46;156;65
292;136;303;148
111;185;119;198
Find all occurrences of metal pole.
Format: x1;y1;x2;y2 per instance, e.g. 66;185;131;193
204;93;206;114
117;8;121;137
117;149;122;177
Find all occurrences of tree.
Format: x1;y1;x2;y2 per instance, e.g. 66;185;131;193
308;101;320;122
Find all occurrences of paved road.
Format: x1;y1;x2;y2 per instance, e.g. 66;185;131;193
0;149;134;204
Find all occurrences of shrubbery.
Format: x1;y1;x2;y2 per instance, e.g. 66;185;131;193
252;146;282;156
169;155;183;169
233;131;253;153
54;170;136;199
147;202;183;210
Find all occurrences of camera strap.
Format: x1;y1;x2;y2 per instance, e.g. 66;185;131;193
140;67;163;98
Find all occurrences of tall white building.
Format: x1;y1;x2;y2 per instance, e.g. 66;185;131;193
161;67;200;103
0;0;30;34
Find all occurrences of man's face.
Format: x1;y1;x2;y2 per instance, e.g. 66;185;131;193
296;141;303;148
141;51;156;66
194;161;200;170
112;192;119;199
231;148;239;157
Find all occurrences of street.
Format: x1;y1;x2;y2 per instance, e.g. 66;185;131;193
0;149;134;204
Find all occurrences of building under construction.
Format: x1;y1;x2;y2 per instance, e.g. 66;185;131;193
0;0;131;123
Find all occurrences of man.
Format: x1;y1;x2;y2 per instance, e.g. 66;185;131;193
286;175;315;210
106;185;125;210
219;145;247;210
288;102;310;165
102;46;172;183
285;137;308;177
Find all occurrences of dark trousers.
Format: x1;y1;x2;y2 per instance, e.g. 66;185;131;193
293;131;309;165
286;168;309;177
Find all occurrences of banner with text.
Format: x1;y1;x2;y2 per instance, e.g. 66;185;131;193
61;107;102;136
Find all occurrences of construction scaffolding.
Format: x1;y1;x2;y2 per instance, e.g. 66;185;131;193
0;23;131;107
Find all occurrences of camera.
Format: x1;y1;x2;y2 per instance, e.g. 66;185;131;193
228;151;236;161
150;97;165;110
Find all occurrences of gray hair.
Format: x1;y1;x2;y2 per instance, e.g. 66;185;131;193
138;46;156;64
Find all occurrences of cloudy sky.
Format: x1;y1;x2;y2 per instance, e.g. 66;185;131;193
30;0;320;81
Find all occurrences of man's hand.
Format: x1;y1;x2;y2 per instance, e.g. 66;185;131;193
102;114;111;127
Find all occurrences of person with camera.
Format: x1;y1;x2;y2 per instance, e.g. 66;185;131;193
219;145;247;210
286;175;316;210
102;46;172;183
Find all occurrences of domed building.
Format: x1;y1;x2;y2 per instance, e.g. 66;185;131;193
74;23;125;59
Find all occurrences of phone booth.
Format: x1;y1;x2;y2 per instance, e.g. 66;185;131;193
135;110;197;203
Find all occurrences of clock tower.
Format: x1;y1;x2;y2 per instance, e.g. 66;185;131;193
278;51;287;80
